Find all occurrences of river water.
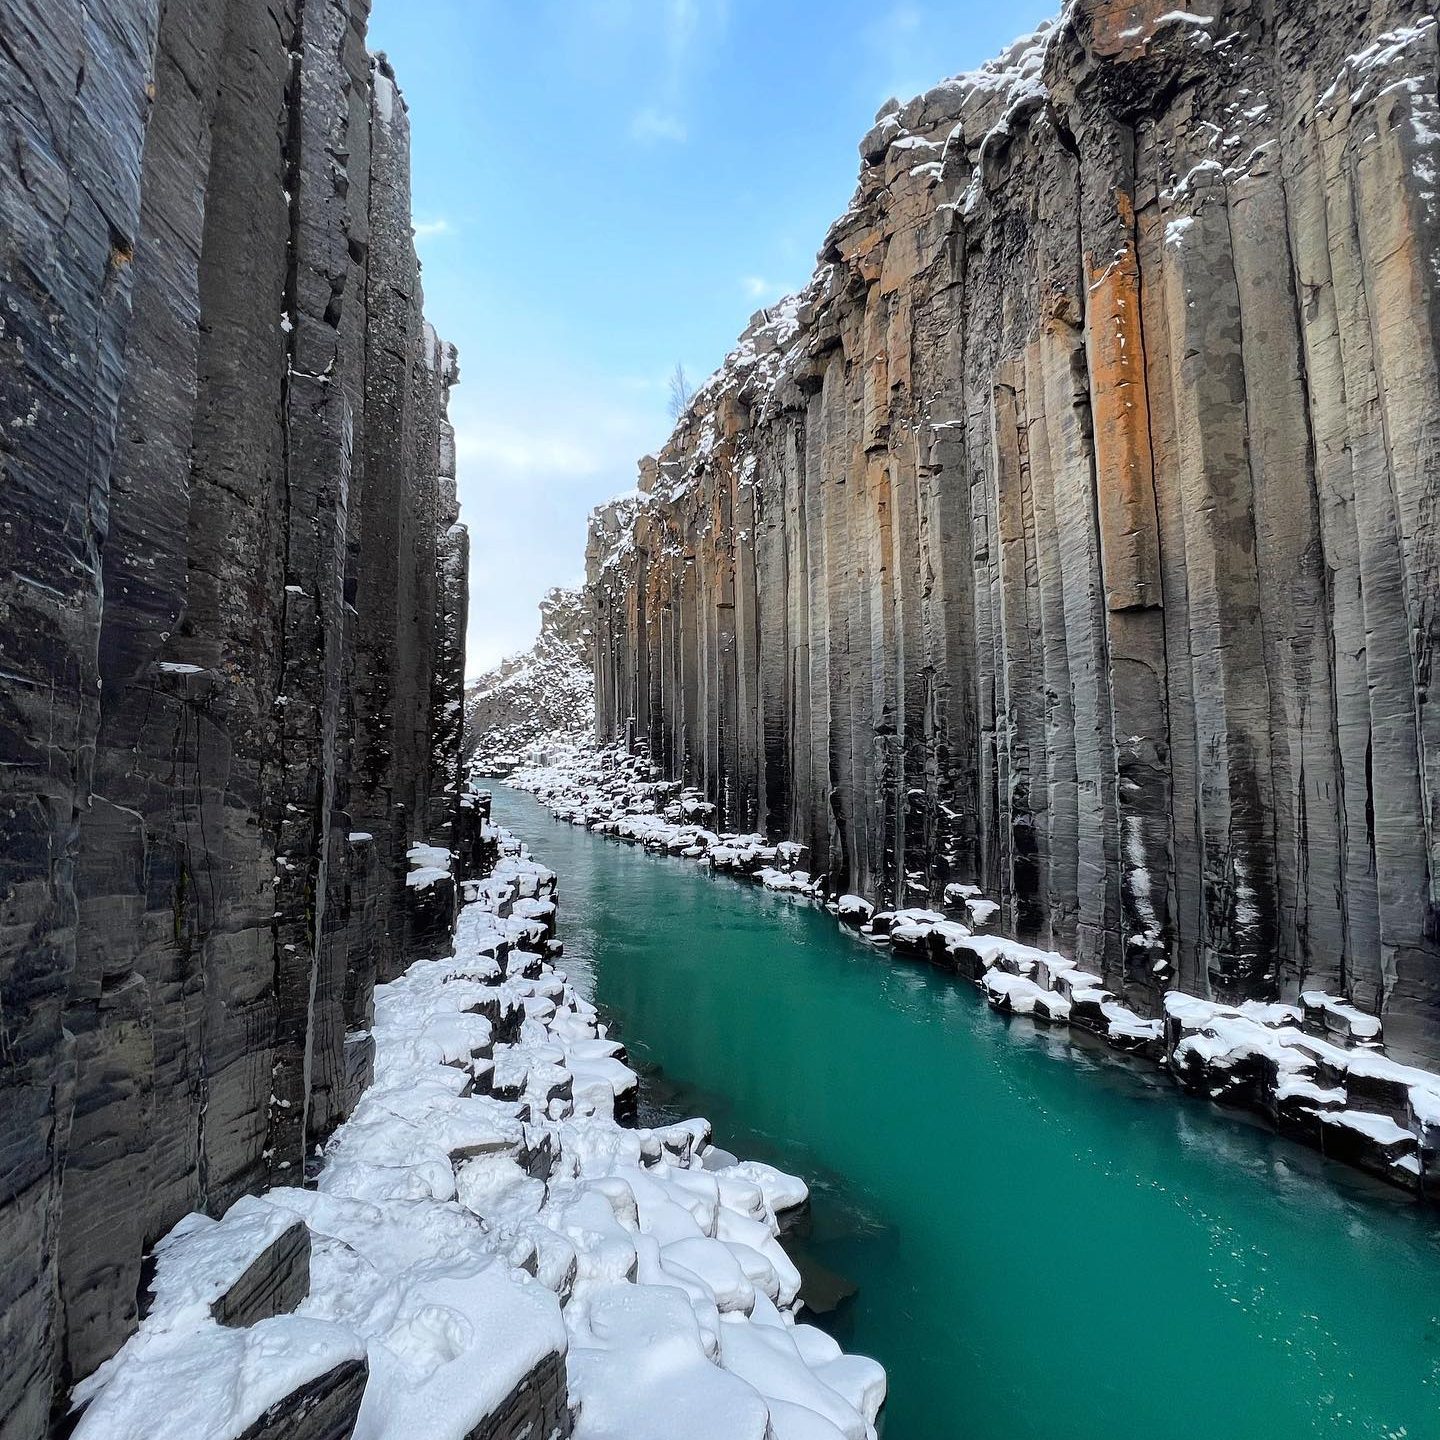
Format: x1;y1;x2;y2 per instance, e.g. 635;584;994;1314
490;786;1440;1440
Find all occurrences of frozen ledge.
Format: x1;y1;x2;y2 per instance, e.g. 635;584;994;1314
70;821;883;1440
505;740;1440;1205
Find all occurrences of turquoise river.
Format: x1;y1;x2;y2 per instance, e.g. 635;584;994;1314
490;786;1440;1440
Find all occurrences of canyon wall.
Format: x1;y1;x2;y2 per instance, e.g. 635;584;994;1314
589;0;1440;1063
0;2;467;1431
465;587;594;767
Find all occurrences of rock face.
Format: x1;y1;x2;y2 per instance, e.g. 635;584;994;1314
0;2;468;1431
588;1;1440;1063
465;587;594;768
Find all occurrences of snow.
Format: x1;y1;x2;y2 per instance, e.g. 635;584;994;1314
406;843;453;890
71;1198;368;1440
1276;1076;1345;1107
1317;17;1437;112
720;1160;809;1218
1321;1110;1415;1148
983;969;1053;1017
1101;1003;1162;1045
75;1315;364;1440
374;70;397;125
74;821;884;1439
1301;991;1382;1041
351;1267;561;1440
567;1286;772;1440
1165;991;1440;1167
720;1318;878;1440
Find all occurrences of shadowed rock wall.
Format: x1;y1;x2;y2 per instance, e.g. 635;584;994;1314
0;2;467;1431
588;0;1440;1063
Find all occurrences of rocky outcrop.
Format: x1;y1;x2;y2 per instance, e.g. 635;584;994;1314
0;3;468;1431
466;587;594;770
588;1;1440;1064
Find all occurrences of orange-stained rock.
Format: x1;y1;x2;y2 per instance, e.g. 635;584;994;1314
1086;226;1161;611
1077;0;1205;59
586;0;1440;1069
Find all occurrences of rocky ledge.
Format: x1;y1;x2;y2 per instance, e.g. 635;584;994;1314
466;589;595;777
69;823;885;1440
507;742;1440;1203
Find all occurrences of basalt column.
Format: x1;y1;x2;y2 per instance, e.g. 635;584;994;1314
587;0;1440;1064
352;60;426;987
0;4;159;1430
431;398;471;849
0;4;469;1432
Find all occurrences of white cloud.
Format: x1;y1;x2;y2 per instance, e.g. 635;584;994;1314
630;106;688;144
740;275;775;299
626;0;726;145
413;216;453;239
453;422;602;481
448;375;671;676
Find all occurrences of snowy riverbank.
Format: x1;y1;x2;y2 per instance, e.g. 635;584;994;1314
69;825;885;1440
506;739;1440;1204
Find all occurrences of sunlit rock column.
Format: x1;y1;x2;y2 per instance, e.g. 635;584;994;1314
586;0;1440;1063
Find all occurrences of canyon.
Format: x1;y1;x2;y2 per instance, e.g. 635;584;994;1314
0;1;469;1431
487;779;1440;1440
588;0;1440;1066
7;0;1440;1434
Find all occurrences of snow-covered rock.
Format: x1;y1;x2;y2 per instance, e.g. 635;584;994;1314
70;824;884;1440
467;588;594;774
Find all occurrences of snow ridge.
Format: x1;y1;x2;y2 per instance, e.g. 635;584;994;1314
467;587;594;772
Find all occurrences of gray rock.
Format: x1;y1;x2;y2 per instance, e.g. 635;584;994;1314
209;1221;310;1331
234;1358;368;1440
463;1347;571;1440
586;0;1440;1067
0;0;469;1425
0;0;160;1426
465;588;594;769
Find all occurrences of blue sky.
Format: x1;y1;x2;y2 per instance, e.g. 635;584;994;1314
367;0;1055;675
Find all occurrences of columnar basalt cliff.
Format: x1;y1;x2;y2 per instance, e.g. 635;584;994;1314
588;1;1440;1063
0;3;468;1431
